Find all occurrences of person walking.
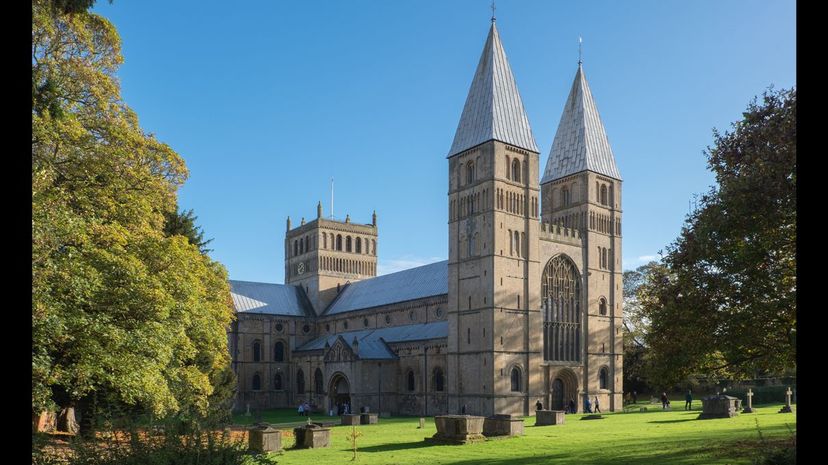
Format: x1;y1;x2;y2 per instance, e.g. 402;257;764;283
298;402;305;416
593;396;601;413
584;397;592;413
632;390;638;404
685;390;693;410
660;392;669;410
568;399;576;414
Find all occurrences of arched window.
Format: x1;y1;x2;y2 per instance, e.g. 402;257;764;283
336;234;342;251
346;236;352;252
602;248;608;269
512;159;521;183
514;231;520;258
293;240;298;257
407;370;415;392
323;234;328;249
466;161;475;184
355;237;362;253
274;373;283;390
304;236;309;253
252;373;261;391
296;369;305;393
372;240;376;256
541;255;582;362
314;368;324;394
505;155;511;179
252;340;261;362
562;187;570;206
432;367;445;392
599;367;609;390
510;367;522;392
599;298;607;316
274;341;285;362
601;185;608;205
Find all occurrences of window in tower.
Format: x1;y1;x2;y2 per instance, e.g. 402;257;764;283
323;234;327;249
599;367;609;390
372;239;376;256
346;236;352;252
355;237;362;253
466;161;475;184
599;298;607;316
274;341;285;362
514;231;520;258
336;234;342;251
433;367;445;391
407;370;415;391
512;158;521;183
253;340;261;362
601;184;608;205
505;155;510;179
562;187;570;206
274;373;282;390
294;240;298;257
252;373;261;391
510;366;522;392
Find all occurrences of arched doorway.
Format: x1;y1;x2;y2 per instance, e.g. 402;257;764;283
328;373;351;415
552;379;564;410
550;368;579;412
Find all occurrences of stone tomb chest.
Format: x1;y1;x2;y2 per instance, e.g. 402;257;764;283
426;415;486;445
293;423;331;448
699;395;741;419
248;424;282;453
482;414;524;437
360;413;379;425
535;410;565;426
341;414;361;426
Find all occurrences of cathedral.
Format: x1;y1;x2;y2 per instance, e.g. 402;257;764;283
228;19;623;417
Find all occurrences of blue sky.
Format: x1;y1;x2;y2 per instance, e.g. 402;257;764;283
92;0;796;283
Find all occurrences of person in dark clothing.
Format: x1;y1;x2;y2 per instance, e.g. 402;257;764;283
660;392;669;409
536;400;544;411
685;390;693;410
632;391;638;404
593;396;601;413
568;399;576;414
461;404;467;414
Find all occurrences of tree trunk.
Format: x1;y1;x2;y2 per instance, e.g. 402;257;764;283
56;406;79;434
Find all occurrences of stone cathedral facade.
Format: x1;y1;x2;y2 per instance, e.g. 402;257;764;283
228;21;623;417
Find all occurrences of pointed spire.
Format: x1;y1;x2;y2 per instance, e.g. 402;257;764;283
372;210;377;226
448;22;539;157
541;65;621;183
286;216;291;231
317;201;323;219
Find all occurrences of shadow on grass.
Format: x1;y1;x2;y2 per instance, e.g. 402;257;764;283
648;418;696;424
358;440;438;453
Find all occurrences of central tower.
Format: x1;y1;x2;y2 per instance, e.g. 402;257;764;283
446;20;542;416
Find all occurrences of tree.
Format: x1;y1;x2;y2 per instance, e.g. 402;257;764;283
622;262;661;393
32;0;236;431
164;209;213;254
639;88;796;386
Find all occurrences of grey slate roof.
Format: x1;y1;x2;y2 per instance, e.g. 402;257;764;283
295;321;449;359
230;280;312;317
541;65;621;184
448;22;539;158
324;260;448;315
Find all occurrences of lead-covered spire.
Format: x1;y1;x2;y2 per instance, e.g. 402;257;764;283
447;22;539;158
541;65;621;183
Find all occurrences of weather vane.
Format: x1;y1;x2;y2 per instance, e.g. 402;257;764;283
578;36;583;65
491;1;496;22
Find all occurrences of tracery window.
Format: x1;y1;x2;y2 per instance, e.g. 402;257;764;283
541;255;581;362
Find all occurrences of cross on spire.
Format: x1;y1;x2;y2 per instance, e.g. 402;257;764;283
490;1;496;22
578;36;583;65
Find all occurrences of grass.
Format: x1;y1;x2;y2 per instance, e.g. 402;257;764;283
234;403;796;464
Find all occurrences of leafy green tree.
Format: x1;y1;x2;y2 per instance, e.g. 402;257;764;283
622;262;661;394
164;209;214;254
639;88;796;386
32;0;236;431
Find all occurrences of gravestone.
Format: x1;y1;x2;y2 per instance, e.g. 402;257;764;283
341;414;361;425
535;410;565;426
360;413;379;425
698;394;741;419
426;415;486;445
248;424;282;453
293;423;331;448
483;414;524;437
778;387;793;413
418;417;426;429
244;403;251;417
742;389;754;413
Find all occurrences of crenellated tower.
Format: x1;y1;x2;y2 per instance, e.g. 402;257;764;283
540;63;623;411
446;20;543;416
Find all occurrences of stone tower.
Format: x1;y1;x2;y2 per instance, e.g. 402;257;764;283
540;63;623;411
446;20;543;416
285;204;378;314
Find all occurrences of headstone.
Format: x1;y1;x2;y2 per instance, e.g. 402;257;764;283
426;415;486;444
245;403;251;417
483;414;524;437
360;413;379;425
698;394;741;419
248;424;282;453
742;389;754;413
418;417;425;429
535;410;565;426
341;414;361;426
778;387;793;413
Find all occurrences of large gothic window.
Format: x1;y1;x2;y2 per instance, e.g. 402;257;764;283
274;341;285;362
541;255;582;362
315;368;324;394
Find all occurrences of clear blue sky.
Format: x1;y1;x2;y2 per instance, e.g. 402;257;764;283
92;0;796;283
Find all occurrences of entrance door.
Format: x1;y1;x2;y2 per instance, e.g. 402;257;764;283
329;375;351;414
552;378;565;410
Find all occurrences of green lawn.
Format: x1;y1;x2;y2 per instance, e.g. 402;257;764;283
237;403;795;464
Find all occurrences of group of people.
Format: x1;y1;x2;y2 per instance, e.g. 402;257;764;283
583;396;602;413
624;390;639;405
336;401;352;416
296;401;311;416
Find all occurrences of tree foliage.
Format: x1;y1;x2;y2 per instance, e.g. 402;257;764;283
639;87;796;386
622;262;661;393
32;0;236;426
164;209;213;254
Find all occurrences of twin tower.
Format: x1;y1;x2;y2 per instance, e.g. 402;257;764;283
445;21;623;414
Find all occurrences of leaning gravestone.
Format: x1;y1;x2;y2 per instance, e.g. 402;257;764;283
535;410;565;426
698;394;741;419
742;389;754;413
778;387;793;413
248;424;282;453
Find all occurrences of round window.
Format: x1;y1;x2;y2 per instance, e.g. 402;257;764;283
385;314;391;324
435;308;444;318
363;318;369;327
302;324;310;334
275;323;284;332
